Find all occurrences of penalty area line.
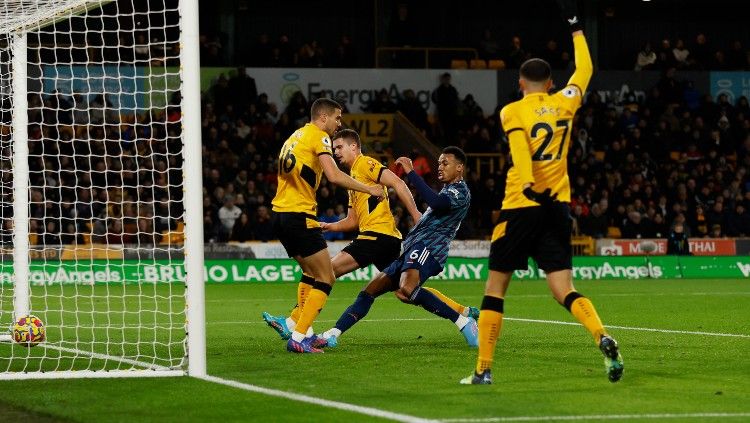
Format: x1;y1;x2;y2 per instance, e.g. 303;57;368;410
198;374;438;423
439;411;750;422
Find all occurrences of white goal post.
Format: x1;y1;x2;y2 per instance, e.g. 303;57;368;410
0;0;205;379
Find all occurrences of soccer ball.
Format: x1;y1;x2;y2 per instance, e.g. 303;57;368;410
13;315;46;347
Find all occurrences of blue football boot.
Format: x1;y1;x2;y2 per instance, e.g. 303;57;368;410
262;312;291;340
461;317;479;347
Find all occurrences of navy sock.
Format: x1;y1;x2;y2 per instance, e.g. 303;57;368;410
334;291;375;334
410;287;460;322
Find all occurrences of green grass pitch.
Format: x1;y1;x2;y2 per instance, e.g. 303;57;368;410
1;278;749;422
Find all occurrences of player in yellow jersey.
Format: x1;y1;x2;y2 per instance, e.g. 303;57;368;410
263;129;479;345
462;0;623;384
270;98;385;353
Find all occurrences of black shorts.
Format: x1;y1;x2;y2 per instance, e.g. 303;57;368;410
489;203;573;272
272;212;327;258
342;231;402;271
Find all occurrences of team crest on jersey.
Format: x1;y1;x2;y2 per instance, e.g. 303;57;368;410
562;86;579;98
367;159;376;172
322;136;331;146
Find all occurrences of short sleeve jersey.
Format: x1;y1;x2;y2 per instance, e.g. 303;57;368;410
349;154;401;239
272;123;333;216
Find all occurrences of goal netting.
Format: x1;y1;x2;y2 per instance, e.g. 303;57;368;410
0;0;205;379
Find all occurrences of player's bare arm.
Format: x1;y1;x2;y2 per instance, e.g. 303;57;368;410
321;206;359;232
319;154;384;199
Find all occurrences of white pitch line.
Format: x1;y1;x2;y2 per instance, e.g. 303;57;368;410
207;317;750;339
38;342;173;371
205;291;750;303
505;317;750;339
198;374;438;423
440;412;750;422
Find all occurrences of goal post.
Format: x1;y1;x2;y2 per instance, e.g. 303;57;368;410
0;0;205;379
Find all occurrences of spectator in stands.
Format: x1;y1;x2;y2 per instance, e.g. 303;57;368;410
691;33;712;70
218;195;242;241
666;222;691;255
634;42;657;71
582;202;609;238
228;68;258;108
333;35;358;68
671;38;690;69
505;35;526;69
410;149;433;179
230;213;254;242
388;3;417;47
432;72;460;142
252;206;273;241
276;34;296;66
459;94;484;131
366;89;398;113
298;40;325;67
250;33;273;66
727;203;750;236
656;39;675;69
285;91;309;127
727;40;746;70
136;218;157;245
398;89;430;136
201;34;224;66
539;39;564;69
478;28;501;61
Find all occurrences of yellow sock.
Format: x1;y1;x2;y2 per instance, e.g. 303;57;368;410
476;295;504;374
289;275;314;322
568;294;606;343
294;287;329;335
424;287;465;314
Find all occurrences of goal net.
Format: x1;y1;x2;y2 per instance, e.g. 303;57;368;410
0;0;205;379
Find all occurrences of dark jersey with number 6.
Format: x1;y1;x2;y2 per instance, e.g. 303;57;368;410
500;34;592;210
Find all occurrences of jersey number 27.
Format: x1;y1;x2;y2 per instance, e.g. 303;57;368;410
531;119;570;161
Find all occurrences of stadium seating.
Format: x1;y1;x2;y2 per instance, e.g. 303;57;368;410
469;59;487;69
450;59;468;69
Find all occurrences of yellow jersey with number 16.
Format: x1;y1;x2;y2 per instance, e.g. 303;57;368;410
272;123;333;216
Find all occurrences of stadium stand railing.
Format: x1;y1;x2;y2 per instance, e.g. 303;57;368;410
375;47;479;68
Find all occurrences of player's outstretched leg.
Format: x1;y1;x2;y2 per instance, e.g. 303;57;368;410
405;283;477;347
562;290;623;382
320;291;376;347
423;287;480;321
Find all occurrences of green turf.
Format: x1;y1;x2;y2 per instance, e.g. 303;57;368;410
1;278;749;422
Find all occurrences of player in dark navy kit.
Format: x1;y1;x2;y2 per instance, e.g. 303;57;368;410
319;146;478;347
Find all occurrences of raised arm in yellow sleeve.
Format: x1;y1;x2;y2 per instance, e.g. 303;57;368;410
566;32;593;95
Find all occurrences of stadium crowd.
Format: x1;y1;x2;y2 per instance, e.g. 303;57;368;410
204;29;750;72
195;64;750;243
4;52;750;247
